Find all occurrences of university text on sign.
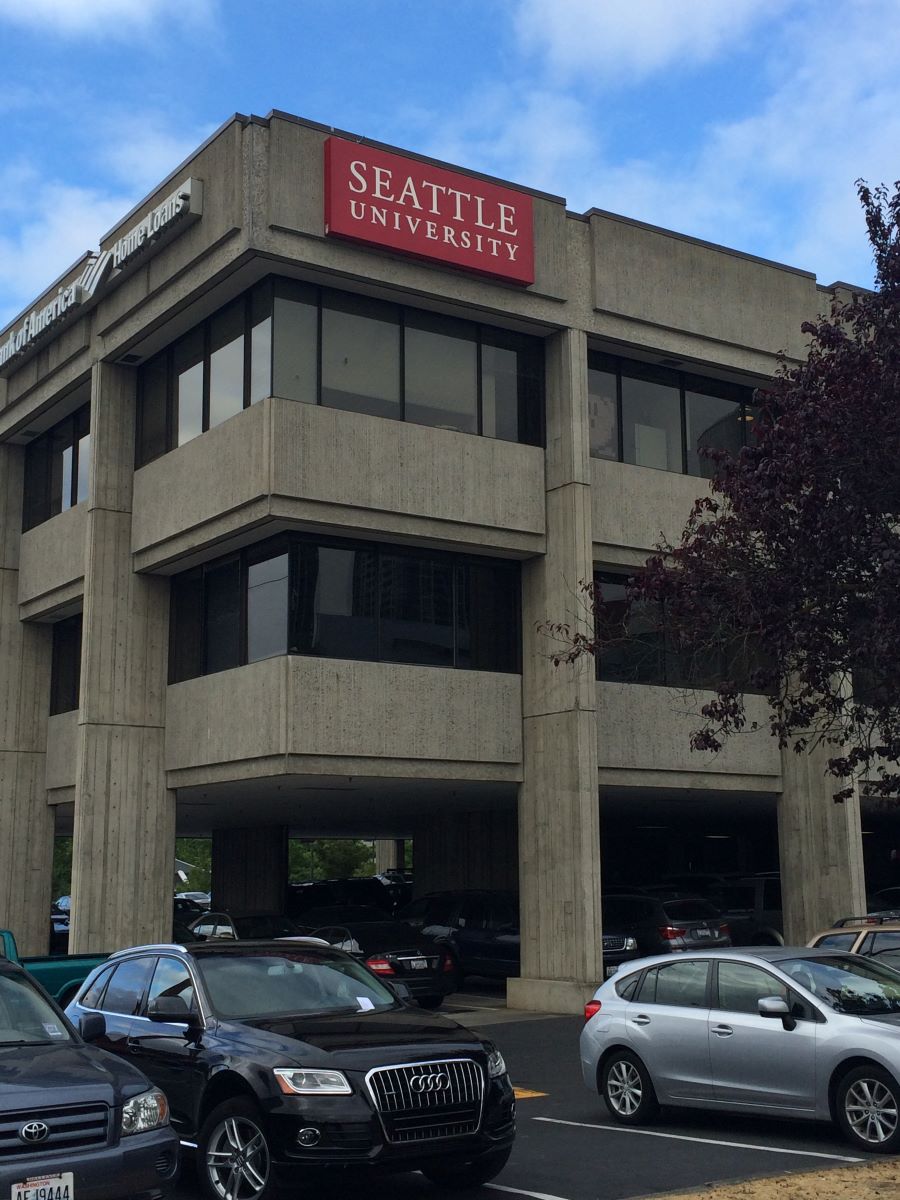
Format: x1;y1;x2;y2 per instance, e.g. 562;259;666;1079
325;138;534;285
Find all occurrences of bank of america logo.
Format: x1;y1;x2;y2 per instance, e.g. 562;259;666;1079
78;250;113;300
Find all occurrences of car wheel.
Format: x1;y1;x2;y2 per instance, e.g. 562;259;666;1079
421;1144;512;1189
601;1050;659;1124
198;1097;278;1199
837;1065;900;1153
417;995;444;1010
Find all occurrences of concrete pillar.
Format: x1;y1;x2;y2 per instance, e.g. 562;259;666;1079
413;811;517;896
778;741;866;943
508;328;602;1014
211;826;288;912
69;364;174;953
374;839;404;874
0;445;54;955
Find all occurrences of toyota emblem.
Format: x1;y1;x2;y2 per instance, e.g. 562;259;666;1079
19;1120;50;1144
410;1072;451;1094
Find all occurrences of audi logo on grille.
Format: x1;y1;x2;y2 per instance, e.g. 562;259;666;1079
19;1121;50;1144
410;1072;451;1094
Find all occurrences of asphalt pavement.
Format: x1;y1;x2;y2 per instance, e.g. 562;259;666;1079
174;983;882;1200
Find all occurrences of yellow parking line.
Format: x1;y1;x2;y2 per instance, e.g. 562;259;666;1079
514;1087;548;1099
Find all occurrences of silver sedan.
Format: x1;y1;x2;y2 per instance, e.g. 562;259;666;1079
580;947;900;1152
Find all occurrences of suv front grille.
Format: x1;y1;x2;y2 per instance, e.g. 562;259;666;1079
366;1059;484;1144
602;935;628;952
0;1104;109;1158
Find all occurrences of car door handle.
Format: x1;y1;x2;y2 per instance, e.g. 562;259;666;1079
713;1024;734;1037
632;1014;651;1026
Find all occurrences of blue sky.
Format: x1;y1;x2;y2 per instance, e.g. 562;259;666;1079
1;0;898;328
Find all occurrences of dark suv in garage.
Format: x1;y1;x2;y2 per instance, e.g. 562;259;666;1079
67;939;515;1197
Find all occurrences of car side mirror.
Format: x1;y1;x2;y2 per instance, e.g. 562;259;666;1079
147;995;193;1023
80;1012;106;1042
758;995;795;1030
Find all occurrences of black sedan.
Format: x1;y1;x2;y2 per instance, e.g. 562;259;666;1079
298;905;456;1008
66;940;515;1199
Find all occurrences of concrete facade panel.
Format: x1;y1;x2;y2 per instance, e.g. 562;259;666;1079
590;212;821;360
592;458;712;557
17;504;86;613
46;711;78;793
596;682;781;785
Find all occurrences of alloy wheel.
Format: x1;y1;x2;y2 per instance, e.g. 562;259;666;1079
844;1077;899;1145
205;1113;271;1200
607;1059;643;1116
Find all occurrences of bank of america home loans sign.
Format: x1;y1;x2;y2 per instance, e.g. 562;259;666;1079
324;138;534;285
0;178;203;369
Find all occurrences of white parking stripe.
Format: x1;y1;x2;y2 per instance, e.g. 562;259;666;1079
487;1185;574;1200
533;1117;863;1162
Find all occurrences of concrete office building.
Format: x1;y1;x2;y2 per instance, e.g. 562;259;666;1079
0;111;875;1011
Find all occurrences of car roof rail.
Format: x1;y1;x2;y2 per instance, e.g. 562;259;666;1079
108;942;187;957
832;912;900;927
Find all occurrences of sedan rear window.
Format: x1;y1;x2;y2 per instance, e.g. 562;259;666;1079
197;950;398;1018
662;900;721;921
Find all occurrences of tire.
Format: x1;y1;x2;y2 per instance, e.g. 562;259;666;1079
418;995;445;1010
198;1096;279;1200
601;1050;659;1125
421;1144;512;1189
836;1065;900;1153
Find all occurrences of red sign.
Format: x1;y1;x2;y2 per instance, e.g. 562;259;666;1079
324;137;534;286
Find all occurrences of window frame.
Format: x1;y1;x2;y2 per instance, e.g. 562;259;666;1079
587;350;756;476
23;403;92;532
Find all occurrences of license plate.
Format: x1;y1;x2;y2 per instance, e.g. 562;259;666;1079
409;958;428;970
604;964;619;977
13;1175;74;1200
694;927;711;938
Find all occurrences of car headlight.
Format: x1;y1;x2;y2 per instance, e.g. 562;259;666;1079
121;1089;169;1136
274;1068;352;1095
624;936;637;950
486;1049;507;1079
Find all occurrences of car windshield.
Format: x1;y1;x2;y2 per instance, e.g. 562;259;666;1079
196;949;399;1018
779;955;900;1015
0;970;73;1045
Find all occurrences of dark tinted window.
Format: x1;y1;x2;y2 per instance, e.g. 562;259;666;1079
321;291;401;420
481;329;543;445
169;568;203;683
50;614;82;715
102;957;156;1016
404;311;477;434
81;965;115;1010
204;559;241;674
138;353;169;466
456;562;520;672
685;390;741;478
272;280;317;404
716;961;787;1013
174;327;205;447
380;554;454;667
588;366;617;460
147;957;195;1013
815;932;857;951
615;973;641;1000
294;544;378;660
209;300;246;429
622;370;682;472
247;552;289;663
869;931;900;956
642;960;709;1007
23;403;91;531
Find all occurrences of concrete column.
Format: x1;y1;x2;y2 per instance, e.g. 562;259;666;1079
69;364;174;953
778;741;866;943
0;445;54;955
211;826;288;912
508;328;602;1015
413;811;517;896
374;839;403;874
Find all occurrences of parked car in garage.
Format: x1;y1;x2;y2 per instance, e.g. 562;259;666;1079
705;874;783;945
298;904;456;1008
286;877;397;918
188;911;308;940
0;951;178;1198
808;914;900;970
600;893;732;955
67;939;516;1196
399;890;644;982
581;946;900;1153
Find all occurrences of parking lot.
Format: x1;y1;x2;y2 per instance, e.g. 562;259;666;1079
173;982;880;1200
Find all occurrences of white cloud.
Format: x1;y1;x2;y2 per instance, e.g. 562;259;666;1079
94;114;218;192
0;0;215;37
514;0;795;82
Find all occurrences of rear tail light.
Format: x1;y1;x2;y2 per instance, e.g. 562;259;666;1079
584;1000;602;1021
441;951;455;973
365;956;395;975
719;923;730;937
658;926;688;941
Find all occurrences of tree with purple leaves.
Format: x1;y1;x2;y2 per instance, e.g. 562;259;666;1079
548;181;900;803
